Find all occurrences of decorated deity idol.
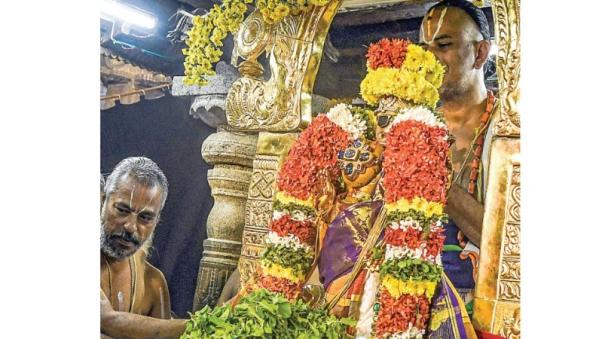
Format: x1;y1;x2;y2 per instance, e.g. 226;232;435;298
256;38;477;338
182;38;475;339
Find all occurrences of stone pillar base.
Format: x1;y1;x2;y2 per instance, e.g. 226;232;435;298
192;129;258;310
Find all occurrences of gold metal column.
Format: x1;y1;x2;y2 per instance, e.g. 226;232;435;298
473;0;521;337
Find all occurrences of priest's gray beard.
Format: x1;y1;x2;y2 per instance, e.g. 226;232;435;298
100;223;142;260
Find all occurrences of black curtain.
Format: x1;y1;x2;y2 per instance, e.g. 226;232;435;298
101;95;214;318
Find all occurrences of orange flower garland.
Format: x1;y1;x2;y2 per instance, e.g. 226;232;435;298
259;107;367;301
367;38;409;70
269;214;316;245
383;119;449;204
361;39;450;339
277;115;350;200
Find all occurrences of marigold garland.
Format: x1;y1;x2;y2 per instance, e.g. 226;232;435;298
261;262;306;283
364;39;449;338
258;103;371;301
360;38;445;109
381;275;438;299
360;68;440;109
385;197;445;219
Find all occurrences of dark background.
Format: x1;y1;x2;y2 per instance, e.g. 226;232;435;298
101;95;214;317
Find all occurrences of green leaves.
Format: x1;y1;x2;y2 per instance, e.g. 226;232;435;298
277;302;292;318
181;289;355;338
385;209;448;234
261;244;314;276
379;258;443;283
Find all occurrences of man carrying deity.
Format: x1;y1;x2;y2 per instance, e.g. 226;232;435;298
419;0;496;324
100;157;186;338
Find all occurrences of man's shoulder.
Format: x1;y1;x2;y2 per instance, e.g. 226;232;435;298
140;257;168;288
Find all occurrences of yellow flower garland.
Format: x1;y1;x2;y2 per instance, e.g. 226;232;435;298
403;45;445;88
360;43;445;109
381;274;437;299
360;68;440;109
256;0;330;24
261;261;306;283
184;0;331;86
275;191;314;209
385;197;444;219
183;1;250;86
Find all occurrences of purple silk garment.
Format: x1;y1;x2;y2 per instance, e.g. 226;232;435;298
318;200;383;290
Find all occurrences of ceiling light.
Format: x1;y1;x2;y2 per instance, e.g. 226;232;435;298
101;0;157;30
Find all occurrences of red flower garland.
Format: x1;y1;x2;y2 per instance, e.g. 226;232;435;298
383;227;446;261
383;120;449;204
268;214;316;245
425;227;446;258
367;38;410;70
258;275;303;300
384;227;424;249
374;291;431;337
277;115;350;200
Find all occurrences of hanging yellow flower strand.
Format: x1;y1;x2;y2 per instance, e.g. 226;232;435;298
183;0;331;87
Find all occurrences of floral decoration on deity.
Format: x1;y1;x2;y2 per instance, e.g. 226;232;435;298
338;38;450;339
236;37;450;339
360;38;446;109
258;104;377;300
183;0;331;86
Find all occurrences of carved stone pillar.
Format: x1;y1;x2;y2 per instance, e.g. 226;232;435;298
193;129;258;309
238;132;298;283
172;61;255;309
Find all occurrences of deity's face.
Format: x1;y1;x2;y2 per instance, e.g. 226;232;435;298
419;7;488;101
100;175;163;259
338;139;383;189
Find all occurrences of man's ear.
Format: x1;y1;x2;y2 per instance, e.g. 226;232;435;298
474;40;491;69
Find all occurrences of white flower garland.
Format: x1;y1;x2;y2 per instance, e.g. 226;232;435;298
384;244;442;265
265;231;312;251
387;106;447;132
273;209;312;222
326;103;367;140
385;244;425;261
388;219;423;231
